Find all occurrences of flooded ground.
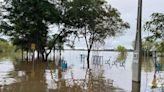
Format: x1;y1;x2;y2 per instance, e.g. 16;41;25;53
0;51;164;92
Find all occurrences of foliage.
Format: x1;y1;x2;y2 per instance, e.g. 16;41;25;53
60;0;130;68
0;38;15;53
142;39;154;51
116;45;127;53
0;0;129;63
66;0;129;43
144;13;164;52
154;42;164;52
116;45;127;62
116;53;127;62
0;0;62;61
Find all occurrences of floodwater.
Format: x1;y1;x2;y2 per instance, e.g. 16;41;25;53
0;51;164;92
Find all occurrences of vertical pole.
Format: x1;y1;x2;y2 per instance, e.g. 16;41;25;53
132;0;142;91
132;0;142;83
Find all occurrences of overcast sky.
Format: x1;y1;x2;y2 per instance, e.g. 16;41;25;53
73;0;164;49
104;0;164;49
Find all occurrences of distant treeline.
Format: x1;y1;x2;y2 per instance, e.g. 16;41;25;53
0;38;14;53
57;49;134;52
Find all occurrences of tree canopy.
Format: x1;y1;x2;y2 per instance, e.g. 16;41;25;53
1;0;62;60
144;13;164;52
0;0;130;63
61;0;130;68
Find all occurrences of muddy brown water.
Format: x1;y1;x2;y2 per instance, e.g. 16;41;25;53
0;51;163;92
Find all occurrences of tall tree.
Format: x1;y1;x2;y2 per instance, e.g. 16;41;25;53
63;0;129;68
1;0;61;61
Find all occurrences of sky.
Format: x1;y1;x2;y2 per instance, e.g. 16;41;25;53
103;0;164;49
73;0;164;49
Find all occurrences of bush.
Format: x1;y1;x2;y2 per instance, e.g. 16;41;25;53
0;40;15;53
116;45;127;53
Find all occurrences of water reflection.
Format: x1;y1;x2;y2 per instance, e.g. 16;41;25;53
0;60;16;87
0;51;163;92
141;55;164;92
0;59;126;92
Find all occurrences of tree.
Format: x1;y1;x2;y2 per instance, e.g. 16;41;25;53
1;0;129;65
43;33;67;62
116;45;127;62
64;0;129;68
116;45;127;53
0;38;14;53
1;0;61;61
1;0;83;62
144;13;164;52
0;1;3;32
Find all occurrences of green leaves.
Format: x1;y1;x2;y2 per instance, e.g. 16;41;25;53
144;13;164;40
0;0;130;60
0;39;14;53
144;13;164;51
116;45;127;53
116;45;127;62
1;0;61;52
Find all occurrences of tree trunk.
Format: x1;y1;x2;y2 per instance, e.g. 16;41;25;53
21;47;23;61
58;49;62;67
59;49;61;60
37;50;40;60
53;49;56;61
32;50;34;62
26;50;28;61
87;49;91;69
41;52;45;62
45;54;48;62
